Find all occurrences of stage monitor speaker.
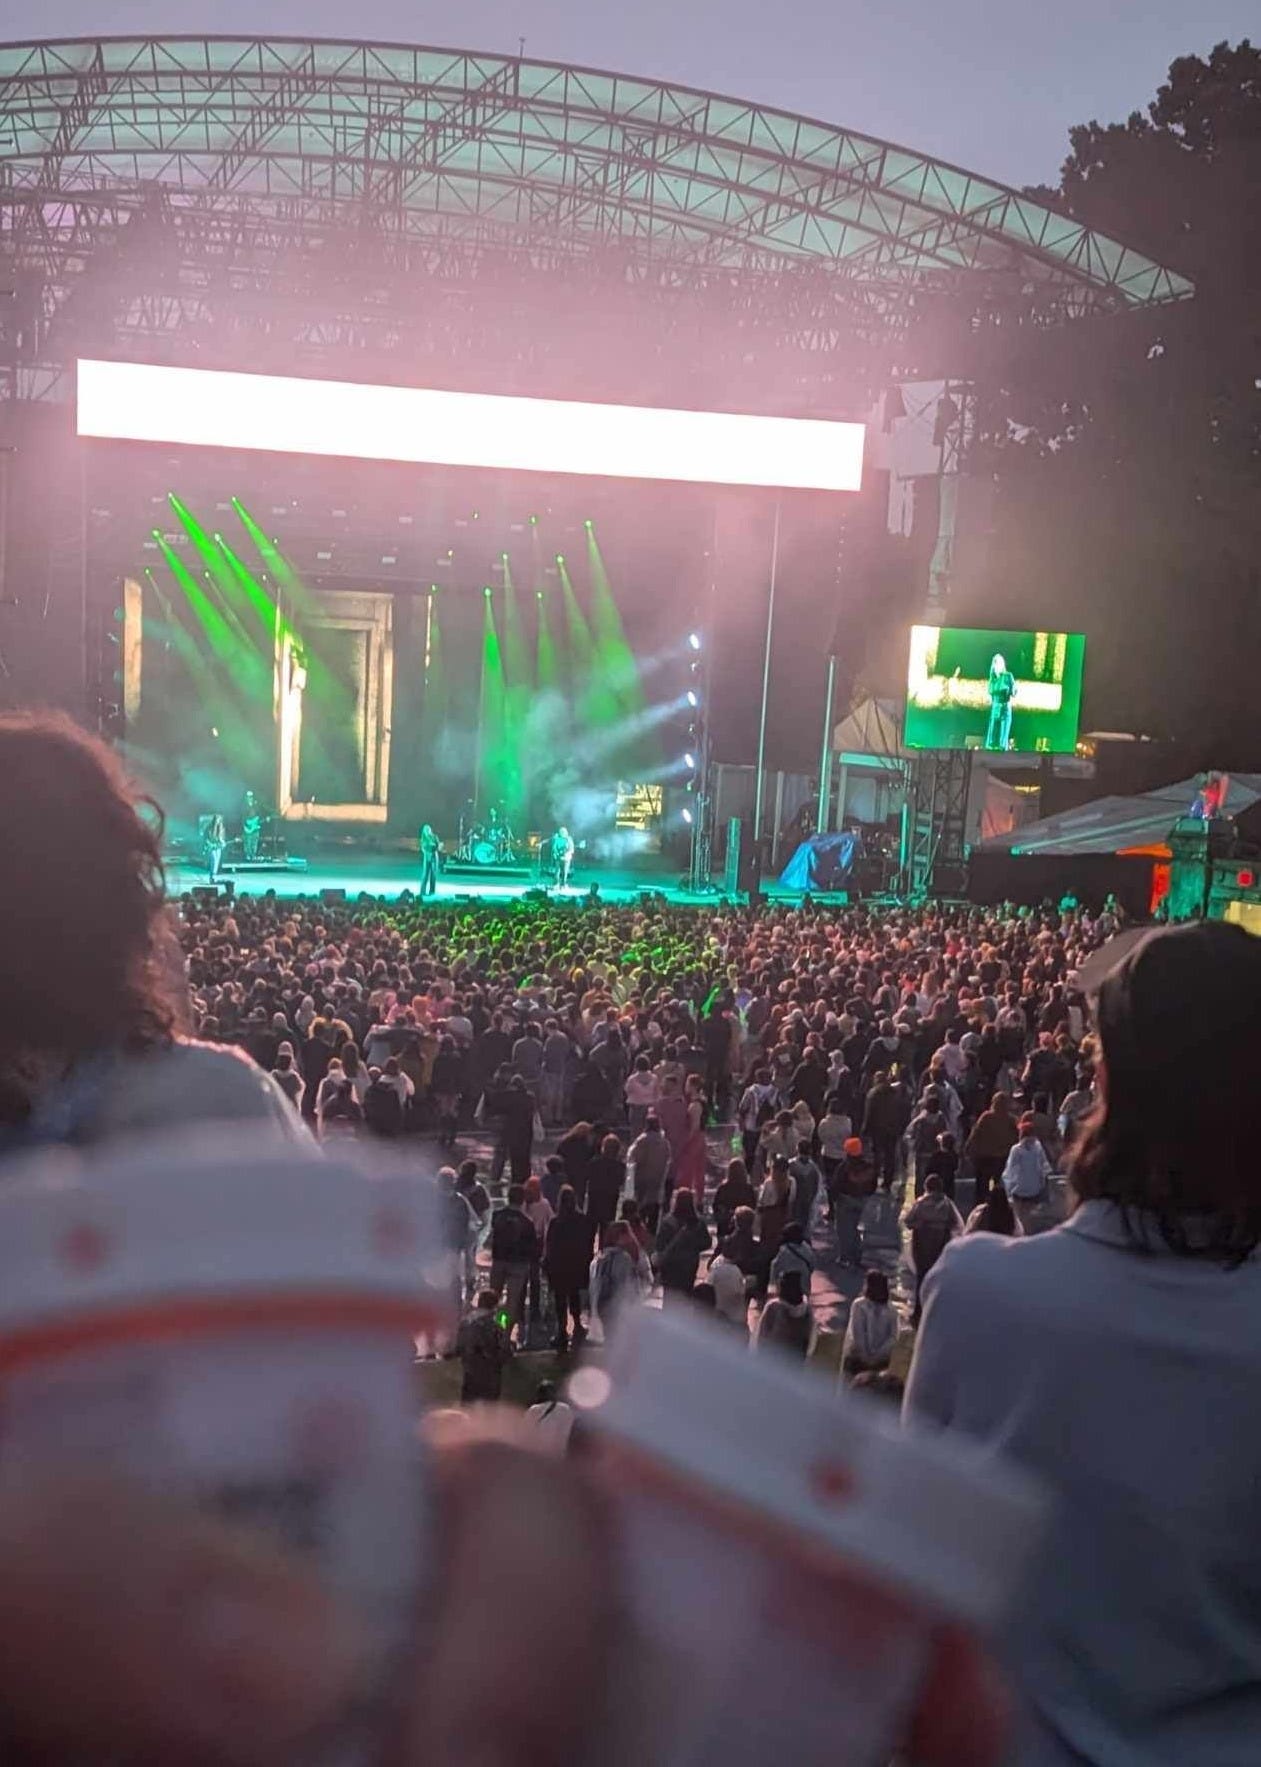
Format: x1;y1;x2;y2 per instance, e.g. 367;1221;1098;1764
724;817;762;899
320;887;348;905
191;885;229;907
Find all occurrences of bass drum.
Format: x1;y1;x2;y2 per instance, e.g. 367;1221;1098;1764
472;838;498;866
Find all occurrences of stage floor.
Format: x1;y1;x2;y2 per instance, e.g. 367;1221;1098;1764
164;850;840;907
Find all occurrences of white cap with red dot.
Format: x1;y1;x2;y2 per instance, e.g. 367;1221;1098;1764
0;1131;449;1339
578;1305;1047;1630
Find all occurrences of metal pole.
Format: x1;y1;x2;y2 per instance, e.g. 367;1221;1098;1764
688;501;721;893
752;494;781;850
816;654;837;833
78;444;90;726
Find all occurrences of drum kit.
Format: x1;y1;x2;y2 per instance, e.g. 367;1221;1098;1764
456;806;519;866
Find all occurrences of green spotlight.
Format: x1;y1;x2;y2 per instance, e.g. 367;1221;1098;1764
556;554;564;564
529;514;538;525
484;585;492;596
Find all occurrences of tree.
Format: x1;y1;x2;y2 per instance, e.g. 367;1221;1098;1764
975;42;1261;757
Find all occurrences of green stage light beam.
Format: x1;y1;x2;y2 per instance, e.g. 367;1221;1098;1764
142;565;225;694
232;498;316;619
231;498;356;759
556;555;593;674
216;532;291;649
499;554;531;825
155;533;239;668
419;587;448;764
535;584;557;692
153;543;263;771
559;551;619;736
168;495;255;654
476;589;509;816
586;522;645;718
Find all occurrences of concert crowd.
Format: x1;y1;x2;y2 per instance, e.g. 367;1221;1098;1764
3;711;1261;1767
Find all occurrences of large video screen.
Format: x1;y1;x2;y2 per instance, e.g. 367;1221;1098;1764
904;625;1086;754
76;359;865;493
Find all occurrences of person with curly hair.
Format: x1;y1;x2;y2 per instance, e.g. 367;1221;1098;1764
0;713;306;1154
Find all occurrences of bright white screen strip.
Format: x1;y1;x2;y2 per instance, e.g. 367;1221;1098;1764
76;359;864;493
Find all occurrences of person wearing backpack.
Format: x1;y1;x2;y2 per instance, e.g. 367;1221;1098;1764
488;1184;539;1346
787;1140;822;1232
905;1173;964;1324
737;1067;778;1168
754;1269;814;1359
588;1221;641;1343
363;1065;405;1138
455;1290;513;1402
438;1166;478;1310
769;1220;815;1300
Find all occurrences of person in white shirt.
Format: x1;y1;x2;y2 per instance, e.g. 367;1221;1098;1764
937;1027;969;1085
817;1101;853;1169
907;921;1261;1767
315;1058;346;1124
623;1055;659;1134
375;1055;414;1108
769;1220;816;1297
1003;1113;1053;1233
525;1380;575;1454
705;1248;751;1333
841;1270;899;1377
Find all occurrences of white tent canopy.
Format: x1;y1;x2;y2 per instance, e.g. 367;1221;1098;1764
978;774;1261;858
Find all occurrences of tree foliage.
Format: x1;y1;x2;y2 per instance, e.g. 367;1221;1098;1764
974;41;1260;757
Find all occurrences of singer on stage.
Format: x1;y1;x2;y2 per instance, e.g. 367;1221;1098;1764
419;822;441;899
985;654;1016;752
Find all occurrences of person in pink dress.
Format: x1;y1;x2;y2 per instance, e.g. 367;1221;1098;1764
673;1075;709;1206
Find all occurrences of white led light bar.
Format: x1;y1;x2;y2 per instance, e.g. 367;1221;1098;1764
76;360;864;493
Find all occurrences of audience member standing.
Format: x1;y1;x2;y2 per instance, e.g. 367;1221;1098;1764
907;923;1261;1767
1003;1113;1054;1234
543;1186;593;1354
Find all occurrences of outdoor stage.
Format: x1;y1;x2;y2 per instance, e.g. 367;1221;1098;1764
164;849;839;907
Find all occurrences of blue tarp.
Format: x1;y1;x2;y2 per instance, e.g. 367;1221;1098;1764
778;831;858;892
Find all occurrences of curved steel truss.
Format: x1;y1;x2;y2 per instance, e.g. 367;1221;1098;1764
0;36;1193;402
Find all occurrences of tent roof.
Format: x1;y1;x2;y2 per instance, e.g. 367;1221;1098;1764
832;696;910;764
979;774;1261;858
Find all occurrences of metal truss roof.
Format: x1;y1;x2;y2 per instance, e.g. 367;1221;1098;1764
0;36;1194;400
